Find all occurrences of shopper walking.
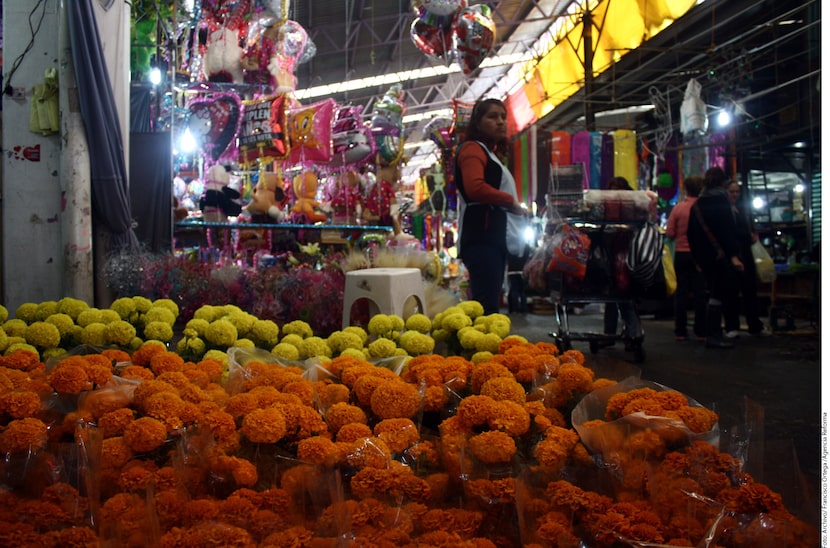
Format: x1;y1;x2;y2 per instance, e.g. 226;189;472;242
666;175;707;341
454;98;527;314
687;167;742;348
723;181;770;337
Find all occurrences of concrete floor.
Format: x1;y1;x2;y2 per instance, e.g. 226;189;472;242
504;304;821;528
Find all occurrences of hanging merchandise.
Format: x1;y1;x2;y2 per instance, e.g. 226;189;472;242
30;68;59;136
680;78;708;135
237;94;289;165
410;18;454;64
200;1;251;83
287;98;335;164
187;92;243;163
270;20;310;94
329;105;375;168
451;99;474;142
452;4;496;74
371;85;406;167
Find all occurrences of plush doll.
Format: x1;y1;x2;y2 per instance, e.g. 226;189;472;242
199;165;242;222
363;156;400;232
245;171;287;222
327;169;364;225
240;18;279;86
290;171;327;224
203;26;244;83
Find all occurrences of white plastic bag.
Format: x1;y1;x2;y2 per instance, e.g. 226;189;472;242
751;240;776;283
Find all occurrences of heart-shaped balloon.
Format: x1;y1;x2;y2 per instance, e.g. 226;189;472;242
453;4;496;74
417;0;467;17
187;93;242;163
410;18;452;63
423;116;454;150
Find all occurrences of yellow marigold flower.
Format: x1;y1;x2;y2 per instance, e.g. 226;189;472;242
56;297;88;321
131;296;153;314
457;326;484;350
24;321;61;349
202;349;228;369
193;304;220;322
398;331;435;356
271;342;300;361
249;319;280;348
45;313;75;340
488;319;511;338
226;311;257;338
367;314;394;336
389;314;405;332
469;431;516;464
327;331;364;354
204;319;238;347
105;320;137;347
241;407;287;444
457;300;484;319
109;297;137;322
343;325;368;344
0;305;8;324
80;323;108;346
475;332;502;354
99;309;122;325
298;336;332;359
282;320;313;339
76;308;104;328
41;347;67;361
152;298;179;318
404;313;432;333
15;303;38;324
142;307;176;327
3;319;28;337
442;312;472;332
471;351;493;364
143;321;174;343
339;347;366;361
34;301;58;322
431;328;450;342
367;337;397;359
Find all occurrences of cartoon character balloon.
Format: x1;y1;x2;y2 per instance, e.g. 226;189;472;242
371;85;406;166
237;94;289;165
453;5;496;74
287;98;335;164
269;20;309;93
330;105;375;167
423;116;454;151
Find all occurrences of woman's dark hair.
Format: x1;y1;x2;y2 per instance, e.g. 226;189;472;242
464;98;508;154
684;175;704;197
607;176;630;190
703;166;730;189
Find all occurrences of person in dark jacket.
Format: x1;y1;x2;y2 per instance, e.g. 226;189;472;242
687;167;743;348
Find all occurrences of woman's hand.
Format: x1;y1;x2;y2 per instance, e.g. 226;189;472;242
731;256;744;272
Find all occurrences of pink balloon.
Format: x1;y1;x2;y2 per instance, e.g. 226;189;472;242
331;106;375;167
187;93;242;163
453;5;496;74
423;116;454;150
288;98;335;164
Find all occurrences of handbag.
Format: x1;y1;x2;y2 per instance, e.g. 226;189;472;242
751;240;776;283
662;243;677;296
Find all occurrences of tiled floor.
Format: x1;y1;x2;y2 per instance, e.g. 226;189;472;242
504;304;821;527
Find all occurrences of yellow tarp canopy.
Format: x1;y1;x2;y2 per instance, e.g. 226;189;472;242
512;0;697;131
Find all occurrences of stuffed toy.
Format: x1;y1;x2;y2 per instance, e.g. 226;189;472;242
363;156;400;231
245;171;287;222
326;169;363;225
199;165;242;222
203;26;244;83
290;171;327;224
240;18;279;86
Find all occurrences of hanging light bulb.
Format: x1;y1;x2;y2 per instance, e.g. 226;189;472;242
149;66;162;86
716;109;731;127
179;128;197;154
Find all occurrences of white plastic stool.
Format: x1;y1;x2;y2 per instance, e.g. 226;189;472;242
342;267;425;328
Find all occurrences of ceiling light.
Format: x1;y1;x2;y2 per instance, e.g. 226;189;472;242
149;67;162;86
752;196;765;209
794;183;804;193
403;109;453;124
716;110;731;127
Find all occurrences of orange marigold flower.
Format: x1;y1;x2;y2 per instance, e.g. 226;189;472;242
277;402;329;441
558;349;584;365
123;416;168;453
213;455;258;488
195;358;224;383
120;365;155;381
534;426;580;472
370;380;421;420
317;382;350;409
224;392;259;419
352;374;389;408
203;410;237;442
465;477;517;504
470;362;512;394
487;400;531;437
150;351;186;376
423;385;449;413
667;406;718;434
0;417;47;453
48;362;92;394
622;397;666;417
130;341;167;367
41;526;99;546
240;407;287;444
480;377;526;404
132;379;178;410
100;436;133;469
85;361;114;387
592;378;618;391
469;431;517;464
297;436;338;465
326;402;368;435
627;430;667;460
282;379;316;407
155;371;191;390
346;436;392;470
261;526;314;548
336;422;373;443
2;349;42;372
456;395;497;430
181;497;221;525
143;391;186;422
374;418;419;453
0;390;41;419
119;460;158;492
102;348;131;364
99;407;135;438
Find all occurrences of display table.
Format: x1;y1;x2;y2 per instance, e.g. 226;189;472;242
174;221;394;262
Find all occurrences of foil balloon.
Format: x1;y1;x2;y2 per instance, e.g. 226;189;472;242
238;94;289;165
452;99;475;141
288;98;335;164
423;116;454;150
270;20;309;93
410;19;453;63
416;0;467;17
187;93;242;163
453;4;496;75
371;85;406;166
330;105;375;167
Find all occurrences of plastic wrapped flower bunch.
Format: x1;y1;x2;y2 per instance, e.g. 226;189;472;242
430;300;512;360
0;296;180;361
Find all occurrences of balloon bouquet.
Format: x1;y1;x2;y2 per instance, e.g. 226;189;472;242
364;85;406;231
410;1;496;74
